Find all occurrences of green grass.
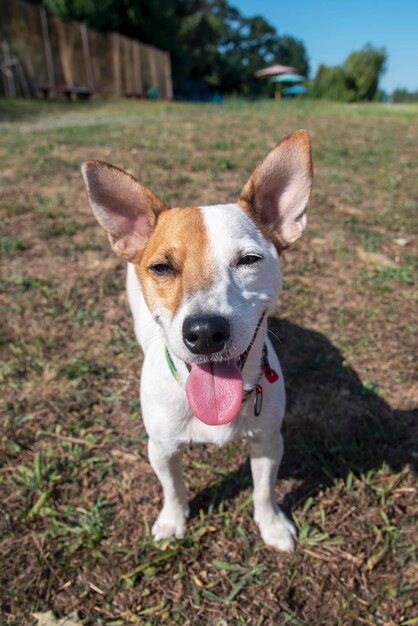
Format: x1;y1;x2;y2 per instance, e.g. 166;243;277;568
0;237;27;257
0;97;417;626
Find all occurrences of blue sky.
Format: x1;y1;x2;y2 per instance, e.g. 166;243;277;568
233;0;418;93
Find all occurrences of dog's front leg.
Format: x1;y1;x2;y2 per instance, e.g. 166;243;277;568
148;439;189;540
250;430;296;552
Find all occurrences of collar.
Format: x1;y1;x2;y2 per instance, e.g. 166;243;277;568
164;339;279;418
165;346;182;382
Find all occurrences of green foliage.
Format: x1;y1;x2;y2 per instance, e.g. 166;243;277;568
32;0;309;96
312;44;386;102
216;17;309;97
392;88;418;103
312;64;356;102
277;34;309;77
344;45;386;101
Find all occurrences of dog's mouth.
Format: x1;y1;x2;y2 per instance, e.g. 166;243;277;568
184;314;265;427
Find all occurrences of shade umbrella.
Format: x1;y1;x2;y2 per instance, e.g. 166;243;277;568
254;64;298;78
282;85;309;96
272;73;306;83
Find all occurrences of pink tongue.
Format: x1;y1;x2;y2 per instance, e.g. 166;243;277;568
186;360;243;426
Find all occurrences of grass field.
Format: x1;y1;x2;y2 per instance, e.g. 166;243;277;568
0;98;417;626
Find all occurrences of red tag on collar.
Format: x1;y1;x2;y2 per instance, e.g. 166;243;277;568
263;367;279;383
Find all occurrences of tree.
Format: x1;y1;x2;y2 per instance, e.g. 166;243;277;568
215;15;282;95
312;44;386;102
344;45;386;101
311;64;356;102
174;8;310;96
277;35;309;78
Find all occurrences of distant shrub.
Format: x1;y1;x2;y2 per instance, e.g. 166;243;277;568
392;89;418;103
312;44;386;102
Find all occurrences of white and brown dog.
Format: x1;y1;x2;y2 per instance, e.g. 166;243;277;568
81;130;312;551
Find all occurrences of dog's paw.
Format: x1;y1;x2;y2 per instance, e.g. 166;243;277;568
152;505;189;541
257;510;296;552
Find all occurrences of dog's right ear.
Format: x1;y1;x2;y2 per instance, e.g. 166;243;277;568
81;161;168;261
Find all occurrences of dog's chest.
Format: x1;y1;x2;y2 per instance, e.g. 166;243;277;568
140;344;268;446
183;402;264;446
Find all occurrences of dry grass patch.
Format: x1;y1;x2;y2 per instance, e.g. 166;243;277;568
1;98;417;625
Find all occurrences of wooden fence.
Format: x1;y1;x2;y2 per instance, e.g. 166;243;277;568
0;0;173;99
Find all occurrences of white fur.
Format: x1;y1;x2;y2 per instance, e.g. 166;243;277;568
127;203;296;550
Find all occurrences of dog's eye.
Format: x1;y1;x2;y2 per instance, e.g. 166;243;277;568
148;263;175;276
238;254;262;266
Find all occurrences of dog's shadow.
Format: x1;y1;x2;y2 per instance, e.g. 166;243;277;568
189;316;417;516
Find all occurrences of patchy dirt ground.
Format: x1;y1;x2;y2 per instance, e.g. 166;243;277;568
0;98;417;626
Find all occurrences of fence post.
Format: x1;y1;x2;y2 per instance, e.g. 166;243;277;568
111;32;121;96
164;52;173;100
40;6;56;94
55;18;74;88
149;46;157;91
123;37;132;95
1;41;16;97
80;22;94;89
133;40;141;96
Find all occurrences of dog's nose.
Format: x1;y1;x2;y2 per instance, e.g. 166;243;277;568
182;315;230;355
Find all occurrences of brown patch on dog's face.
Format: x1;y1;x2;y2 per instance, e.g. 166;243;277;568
136;207;213;316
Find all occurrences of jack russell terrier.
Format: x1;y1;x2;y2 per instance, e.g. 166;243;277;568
81;130;312;551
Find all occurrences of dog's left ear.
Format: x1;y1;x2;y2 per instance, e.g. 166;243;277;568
238;130;312;249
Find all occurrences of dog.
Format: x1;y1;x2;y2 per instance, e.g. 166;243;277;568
81;129;312;551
